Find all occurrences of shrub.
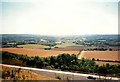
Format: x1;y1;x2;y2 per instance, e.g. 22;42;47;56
55;74;61;80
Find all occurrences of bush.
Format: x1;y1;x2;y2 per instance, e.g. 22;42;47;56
55;74;61;80
2;51;120;77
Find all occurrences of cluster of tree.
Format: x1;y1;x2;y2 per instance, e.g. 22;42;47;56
74;39;120;47
17;42;26;45
87;48;109;51
1;51;120;77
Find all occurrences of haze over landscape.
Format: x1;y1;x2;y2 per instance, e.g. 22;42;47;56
1;0;119;36
1;0;120;81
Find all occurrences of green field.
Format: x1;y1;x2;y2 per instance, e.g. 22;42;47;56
55;43;77;48
17;43;77;49
17;44;49;49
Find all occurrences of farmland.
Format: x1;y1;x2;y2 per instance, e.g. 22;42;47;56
55;43;77;48
17;43;77;49
78;51;120;61
95;61;120;66
1;34;120;79
1;48;120;66
17;44;49;49
2;51;120;78
1;48;79;57
53;45;97;51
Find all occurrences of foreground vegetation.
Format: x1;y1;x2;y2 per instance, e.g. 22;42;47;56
1;51;120;77
1;66;56;80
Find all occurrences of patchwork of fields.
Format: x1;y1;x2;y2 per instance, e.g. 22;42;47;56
17;43;78;49
1;47;120;66
53;45;97;51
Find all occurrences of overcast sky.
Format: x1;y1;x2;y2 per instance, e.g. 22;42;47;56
1;0;119;36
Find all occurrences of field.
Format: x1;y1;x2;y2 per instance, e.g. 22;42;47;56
78;51;120;61
17;44;119;51
1;65;56;80
95;61;120;66
55;43;77;48
53;45;97;51
17;44;49;49
1;48;79;57
17;43;78;49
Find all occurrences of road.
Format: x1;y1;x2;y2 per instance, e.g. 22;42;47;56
0;64;120;80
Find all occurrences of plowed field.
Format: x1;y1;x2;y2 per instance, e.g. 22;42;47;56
78;51;120;61
1;48;79;57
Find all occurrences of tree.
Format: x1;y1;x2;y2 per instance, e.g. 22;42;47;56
50;56;57;65
97;66;108;79
34;57;44;68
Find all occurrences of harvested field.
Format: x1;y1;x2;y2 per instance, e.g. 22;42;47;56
53;45;97;51
53;45;119;51
1;48;79;57
78;51;120;61
95;61;120;66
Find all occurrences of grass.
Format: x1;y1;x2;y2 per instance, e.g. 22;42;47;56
17;43;77;49
1;66;56;80
17;44;49;49
55;43;77;48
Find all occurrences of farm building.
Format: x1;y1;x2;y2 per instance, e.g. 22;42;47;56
78;51;120;61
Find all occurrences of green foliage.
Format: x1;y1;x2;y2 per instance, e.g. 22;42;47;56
55;74;61;80
2;51;120;77
11;70;16;78
2;70;11;79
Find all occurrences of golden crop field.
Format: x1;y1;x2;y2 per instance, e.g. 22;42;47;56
1;48;79;57
78;51;120;61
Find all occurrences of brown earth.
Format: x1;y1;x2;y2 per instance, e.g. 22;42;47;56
53;46;119;51
0;48;79;57
78;51;120;61
95;61;120;66
53;46;97;51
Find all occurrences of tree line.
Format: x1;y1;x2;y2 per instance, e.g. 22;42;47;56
1;51;120;77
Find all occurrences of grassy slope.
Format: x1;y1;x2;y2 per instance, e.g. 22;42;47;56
1;66;56;80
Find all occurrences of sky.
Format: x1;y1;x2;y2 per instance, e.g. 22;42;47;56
0;0;119;36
